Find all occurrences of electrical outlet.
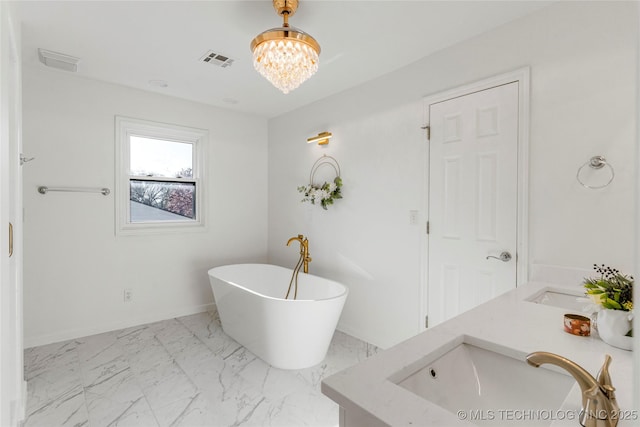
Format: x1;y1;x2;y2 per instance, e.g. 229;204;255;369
409;210;419;225
124;289;133;302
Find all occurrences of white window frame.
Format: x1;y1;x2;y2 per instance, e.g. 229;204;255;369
115;116;207;235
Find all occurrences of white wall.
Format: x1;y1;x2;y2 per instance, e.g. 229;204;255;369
23;66;268;347
267;2;638;349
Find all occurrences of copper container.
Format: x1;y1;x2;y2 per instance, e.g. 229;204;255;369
564;313;591;336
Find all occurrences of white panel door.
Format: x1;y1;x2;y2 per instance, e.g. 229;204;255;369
428;82;519;327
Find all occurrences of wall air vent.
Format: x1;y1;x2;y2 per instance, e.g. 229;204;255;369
199;50;234;68
38;48;81;72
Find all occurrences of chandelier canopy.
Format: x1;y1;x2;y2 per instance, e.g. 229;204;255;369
250;0;320;94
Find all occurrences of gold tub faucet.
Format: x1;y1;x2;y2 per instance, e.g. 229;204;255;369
287;234;312;273
526;352;619;427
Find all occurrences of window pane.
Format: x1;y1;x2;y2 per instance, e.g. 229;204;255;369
130;180;196;222
130;136;193;178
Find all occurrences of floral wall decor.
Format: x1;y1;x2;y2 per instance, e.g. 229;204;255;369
298;155;342;210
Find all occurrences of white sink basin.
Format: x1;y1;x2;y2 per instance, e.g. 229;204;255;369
526;286;591;311
392;338;575;425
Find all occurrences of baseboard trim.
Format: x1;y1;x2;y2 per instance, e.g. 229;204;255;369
336;322;387;350
24;303;216;349
18;380;27;425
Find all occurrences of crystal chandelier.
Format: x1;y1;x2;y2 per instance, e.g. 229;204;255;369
250;0;320;94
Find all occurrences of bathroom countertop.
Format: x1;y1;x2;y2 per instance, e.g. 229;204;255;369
321;280;635;426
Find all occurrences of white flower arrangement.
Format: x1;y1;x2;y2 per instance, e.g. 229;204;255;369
298;176;343;210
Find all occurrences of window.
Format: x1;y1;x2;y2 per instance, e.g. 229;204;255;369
116;117;207;234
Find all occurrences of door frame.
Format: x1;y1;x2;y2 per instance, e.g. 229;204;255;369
1;3;25;424
419;67;530;331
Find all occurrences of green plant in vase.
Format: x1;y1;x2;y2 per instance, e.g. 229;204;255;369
584;264;633;338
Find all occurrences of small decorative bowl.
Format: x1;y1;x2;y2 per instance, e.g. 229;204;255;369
564;314;591;336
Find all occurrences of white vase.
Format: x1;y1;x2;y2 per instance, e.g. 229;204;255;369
596;309;633;351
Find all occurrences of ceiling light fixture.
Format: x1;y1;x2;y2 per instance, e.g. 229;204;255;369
307;131;332;145
250;0;320;94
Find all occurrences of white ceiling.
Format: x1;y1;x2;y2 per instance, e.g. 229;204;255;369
13;1;553;118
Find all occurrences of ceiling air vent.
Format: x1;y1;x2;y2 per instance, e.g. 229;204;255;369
199;50;234;68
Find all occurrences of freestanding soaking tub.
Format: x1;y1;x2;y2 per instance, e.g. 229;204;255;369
207;263;349;370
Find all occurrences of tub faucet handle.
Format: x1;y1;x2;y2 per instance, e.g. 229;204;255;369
286;234;311;274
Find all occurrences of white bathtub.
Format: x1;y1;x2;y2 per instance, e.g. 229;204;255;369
207;263;348;370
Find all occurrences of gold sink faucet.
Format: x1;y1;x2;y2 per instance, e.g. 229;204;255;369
287;234;311;273
526;352;619;427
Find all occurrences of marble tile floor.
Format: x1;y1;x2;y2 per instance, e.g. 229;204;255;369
23;311;379;427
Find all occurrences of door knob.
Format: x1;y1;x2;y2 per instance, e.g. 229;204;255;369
486;251;512;262
20;154;35;165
